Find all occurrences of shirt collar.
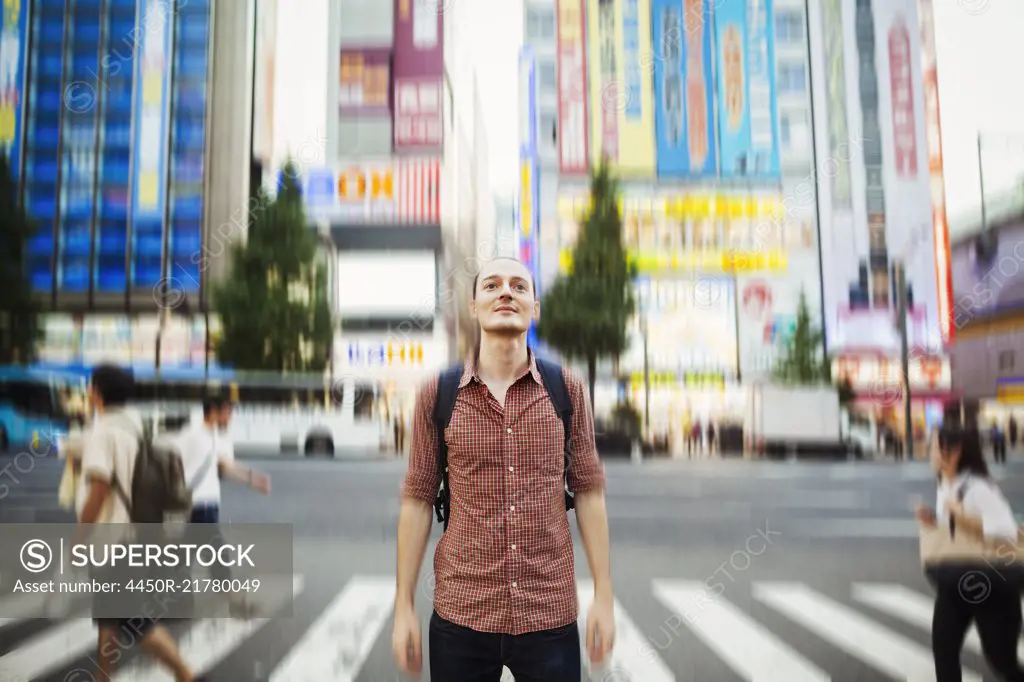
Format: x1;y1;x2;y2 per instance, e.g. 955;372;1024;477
458;347;543;389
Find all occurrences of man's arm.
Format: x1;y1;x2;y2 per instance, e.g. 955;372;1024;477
395;377;442;612
74;431;115;542
566;371;611;600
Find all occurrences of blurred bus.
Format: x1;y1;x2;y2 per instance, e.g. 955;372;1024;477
0;365;89;452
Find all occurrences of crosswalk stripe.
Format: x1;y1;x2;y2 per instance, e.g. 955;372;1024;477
0;617;97;679
113;574;305;681
577;579;674;682
754;582;983;682
852;583;1024;661
269;574;395;681
652;580;829;681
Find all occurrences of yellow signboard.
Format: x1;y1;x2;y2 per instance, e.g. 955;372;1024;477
520;161;532;237
337;166;394;202
627;371;726;390
559;249;788;274
559;193;785;221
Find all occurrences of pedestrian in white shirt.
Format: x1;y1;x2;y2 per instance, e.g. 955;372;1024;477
174;396;269;612
915;426;1024;681
75;365;203;682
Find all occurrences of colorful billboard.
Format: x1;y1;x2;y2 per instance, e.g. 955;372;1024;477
556;0;589;174
338;48;392;115
821;0;851;208
0;0;27;178
918;0;953;342
714;0;780;179
586;0;656;175
519;49;540;346
651;0;716;177
294;158;441;224
393;0;443;153
131;0;173;223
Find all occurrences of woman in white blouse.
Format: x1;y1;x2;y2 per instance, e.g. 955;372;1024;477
915;426;1024;681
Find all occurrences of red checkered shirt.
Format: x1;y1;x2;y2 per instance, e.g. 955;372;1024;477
402;350;606;635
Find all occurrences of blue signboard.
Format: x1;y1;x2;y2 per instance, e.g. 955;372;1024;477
652;0;717;177
0;0;28;178
714;0;780;179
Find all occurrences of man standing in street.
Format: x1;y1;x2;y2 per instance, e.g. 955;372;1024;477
391;257;615;681
75;364;202;682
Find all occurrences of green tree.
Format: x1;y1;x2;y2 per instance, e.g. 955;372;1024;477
536;160;636;406
210;160;333;372
770;288;830;385
0;153;41;364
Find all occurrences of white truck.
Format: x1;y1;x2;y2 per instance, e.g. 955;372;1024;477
746;383;860;460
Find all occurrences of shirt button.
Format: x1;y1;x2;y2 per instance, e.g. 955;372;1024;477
508;466;514;472
511;544;516;549
510;505;515;511
506;428;512;434
512;582;517;588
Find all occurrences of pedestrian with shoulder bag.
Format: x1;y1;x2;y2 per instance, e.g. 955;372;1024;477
915;426;1024;681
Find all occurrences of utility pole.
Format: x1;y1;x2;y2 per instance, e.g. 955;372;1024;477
978;133;987;230
895;260;913;460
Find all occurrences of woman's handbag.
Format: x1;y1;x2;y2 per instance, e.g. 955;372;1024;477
919;480;1024;590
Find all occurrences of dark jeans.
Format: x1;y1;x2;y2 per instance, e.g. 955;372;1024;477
932;575;1024;681
429;611;581;682
188;503;231;581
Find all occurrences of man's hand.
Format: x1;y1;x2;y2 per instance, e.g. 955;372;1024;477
249;471;271;495
392;603;422;678
585;592;615;666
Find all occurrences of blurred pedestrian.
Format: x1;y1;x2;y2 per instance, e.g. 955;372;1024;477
915;426;1024;681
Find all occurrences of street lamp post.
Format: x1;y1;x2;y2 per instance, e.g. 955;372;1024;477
894;260;913;460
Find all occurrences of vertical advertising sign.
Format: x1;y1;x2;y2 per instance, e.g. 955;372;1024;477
917;0;952;341
393;0;443;153
131;0;173;222
888;17;917;178
821;0;851;208
0;0;27;179
587;0;656;174
339;48;392;115
652;0;716;177
714;0;780;179
519;49;540;347
556;0;589;174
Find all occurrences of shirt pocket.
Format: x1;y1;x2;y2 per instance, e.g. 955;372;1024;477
519;399;567;478
444;403;502;476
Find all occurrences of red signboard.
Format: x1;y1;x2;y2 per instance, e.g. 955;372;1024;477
888;20;917;178
556;0;589;173
394;76;443;150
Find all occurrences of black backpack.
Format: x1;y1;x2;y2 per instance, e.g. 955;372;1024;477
432;356;575;532
109;415;194;523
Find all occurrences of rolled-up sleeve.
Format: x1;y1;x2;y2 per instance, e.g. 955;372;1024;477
401;375;442;504
564;369;605;494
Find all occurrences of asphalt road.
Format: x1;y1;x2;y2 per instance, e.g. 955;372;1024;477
2;450;1024;681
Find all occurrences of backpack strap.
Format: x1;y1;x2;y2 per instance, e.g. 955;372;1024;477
432;363;465;531
535;357;575;512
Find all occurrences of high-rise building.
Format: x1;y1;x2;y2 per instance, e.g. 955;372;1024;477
520;0;954;447
291;0;490;422
6;0;254;368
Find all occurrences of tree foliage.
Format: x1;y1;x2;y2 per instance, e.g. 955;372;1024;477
770;288;830;385
210;160;333;372
0;153;41;364
535;160;636;405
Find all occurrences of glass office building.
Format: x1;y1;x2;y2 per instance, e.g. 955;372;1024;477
19;0;210;301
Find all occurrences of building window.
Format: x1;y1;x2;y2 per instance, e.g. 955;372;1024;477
525;6;555;41
537;59;558;93
780;115;791;145
999;350;1015;372
539;111;558;150
775;10;804;43
779;111;808;151
777;63;806;94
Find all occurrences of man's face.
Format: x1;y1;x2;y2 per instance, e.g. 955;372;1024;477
471;260;539;335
